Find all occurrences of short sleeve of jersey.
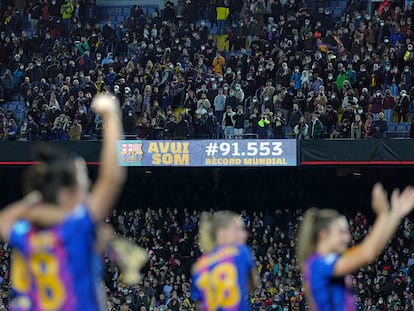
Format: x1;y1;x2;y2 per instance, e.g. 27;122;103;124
311;253;340;278
191;272;202;301
9;220;31;252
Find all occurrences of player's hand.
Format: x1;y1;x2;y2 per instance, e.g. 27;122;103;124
390;185;414;218
91;93;120;116
371;183;389;215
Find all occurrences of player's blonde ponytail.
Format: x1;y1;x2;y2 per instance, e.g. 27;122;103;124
199;212;215;253
297;208;340;269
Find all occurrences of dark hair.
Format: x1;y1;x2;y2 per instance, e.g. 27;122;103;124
23;145;79;204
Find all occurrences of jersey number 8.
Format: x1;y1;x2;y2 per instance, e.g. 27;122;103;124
12;251;65;310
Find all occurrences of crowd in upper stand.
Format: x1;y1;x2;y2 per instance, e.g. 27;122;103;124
1;0;414;140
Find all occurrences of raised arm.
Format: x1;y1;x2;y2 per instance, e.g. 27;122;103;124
0;192;68;242
0;201;29;241
87;94;126;221
333;183;414;276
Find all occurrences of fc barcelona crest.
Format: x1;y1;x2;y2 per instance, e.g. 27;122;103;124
120;143;144;164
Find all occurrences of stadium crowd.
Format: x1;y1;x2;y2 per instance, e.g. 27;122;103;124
1;206;414;311
1;0;414;140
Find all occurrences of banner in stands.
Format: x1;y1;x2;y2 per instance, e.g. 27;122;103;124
117;140;298;167
300;139;414;165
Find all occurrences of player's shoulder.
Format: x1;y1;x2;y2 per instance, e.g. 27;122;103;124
61;203;95;233
192;245;241;273
66;203;93;222
12;220;32;235
236;243;253;254
307;253;340;271
71;202;88;216
10;220;31;241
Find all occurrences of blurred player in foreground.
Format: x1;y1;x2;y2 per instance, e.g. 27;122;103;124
191;210;260;311
0;94;147;311
297;183;414;311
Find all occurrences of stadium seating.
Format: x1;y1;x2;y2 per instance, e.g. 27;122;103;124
386;122;410;138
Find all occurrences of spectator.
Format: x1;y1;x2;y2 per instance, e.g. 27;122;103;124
233;105;245;138
289;103;303;130
309;112;324;139
370;91;383;120
1;70;15;100
395;90;410;123
351;114;363;139
204;108;218;139
212;51;226;76
216;0;230;35
382;89;396;122
294;116;309;140
68;118;82;141
373;112;389;139
331;118;351;139
213;87;226;123
192;113;205;138
222;105;235;139
257;113;271;139
364;112;376;138
196;93;211;118
273;111;286;139
60;0;74;36
342;103;356;124
5;118;18;141
164;114;178;139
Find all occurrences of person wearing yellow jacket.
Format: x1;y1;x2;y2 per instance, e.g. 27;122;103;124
257;114;271;139
216;0;230;35
212;51;226;75
60;0;74;36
